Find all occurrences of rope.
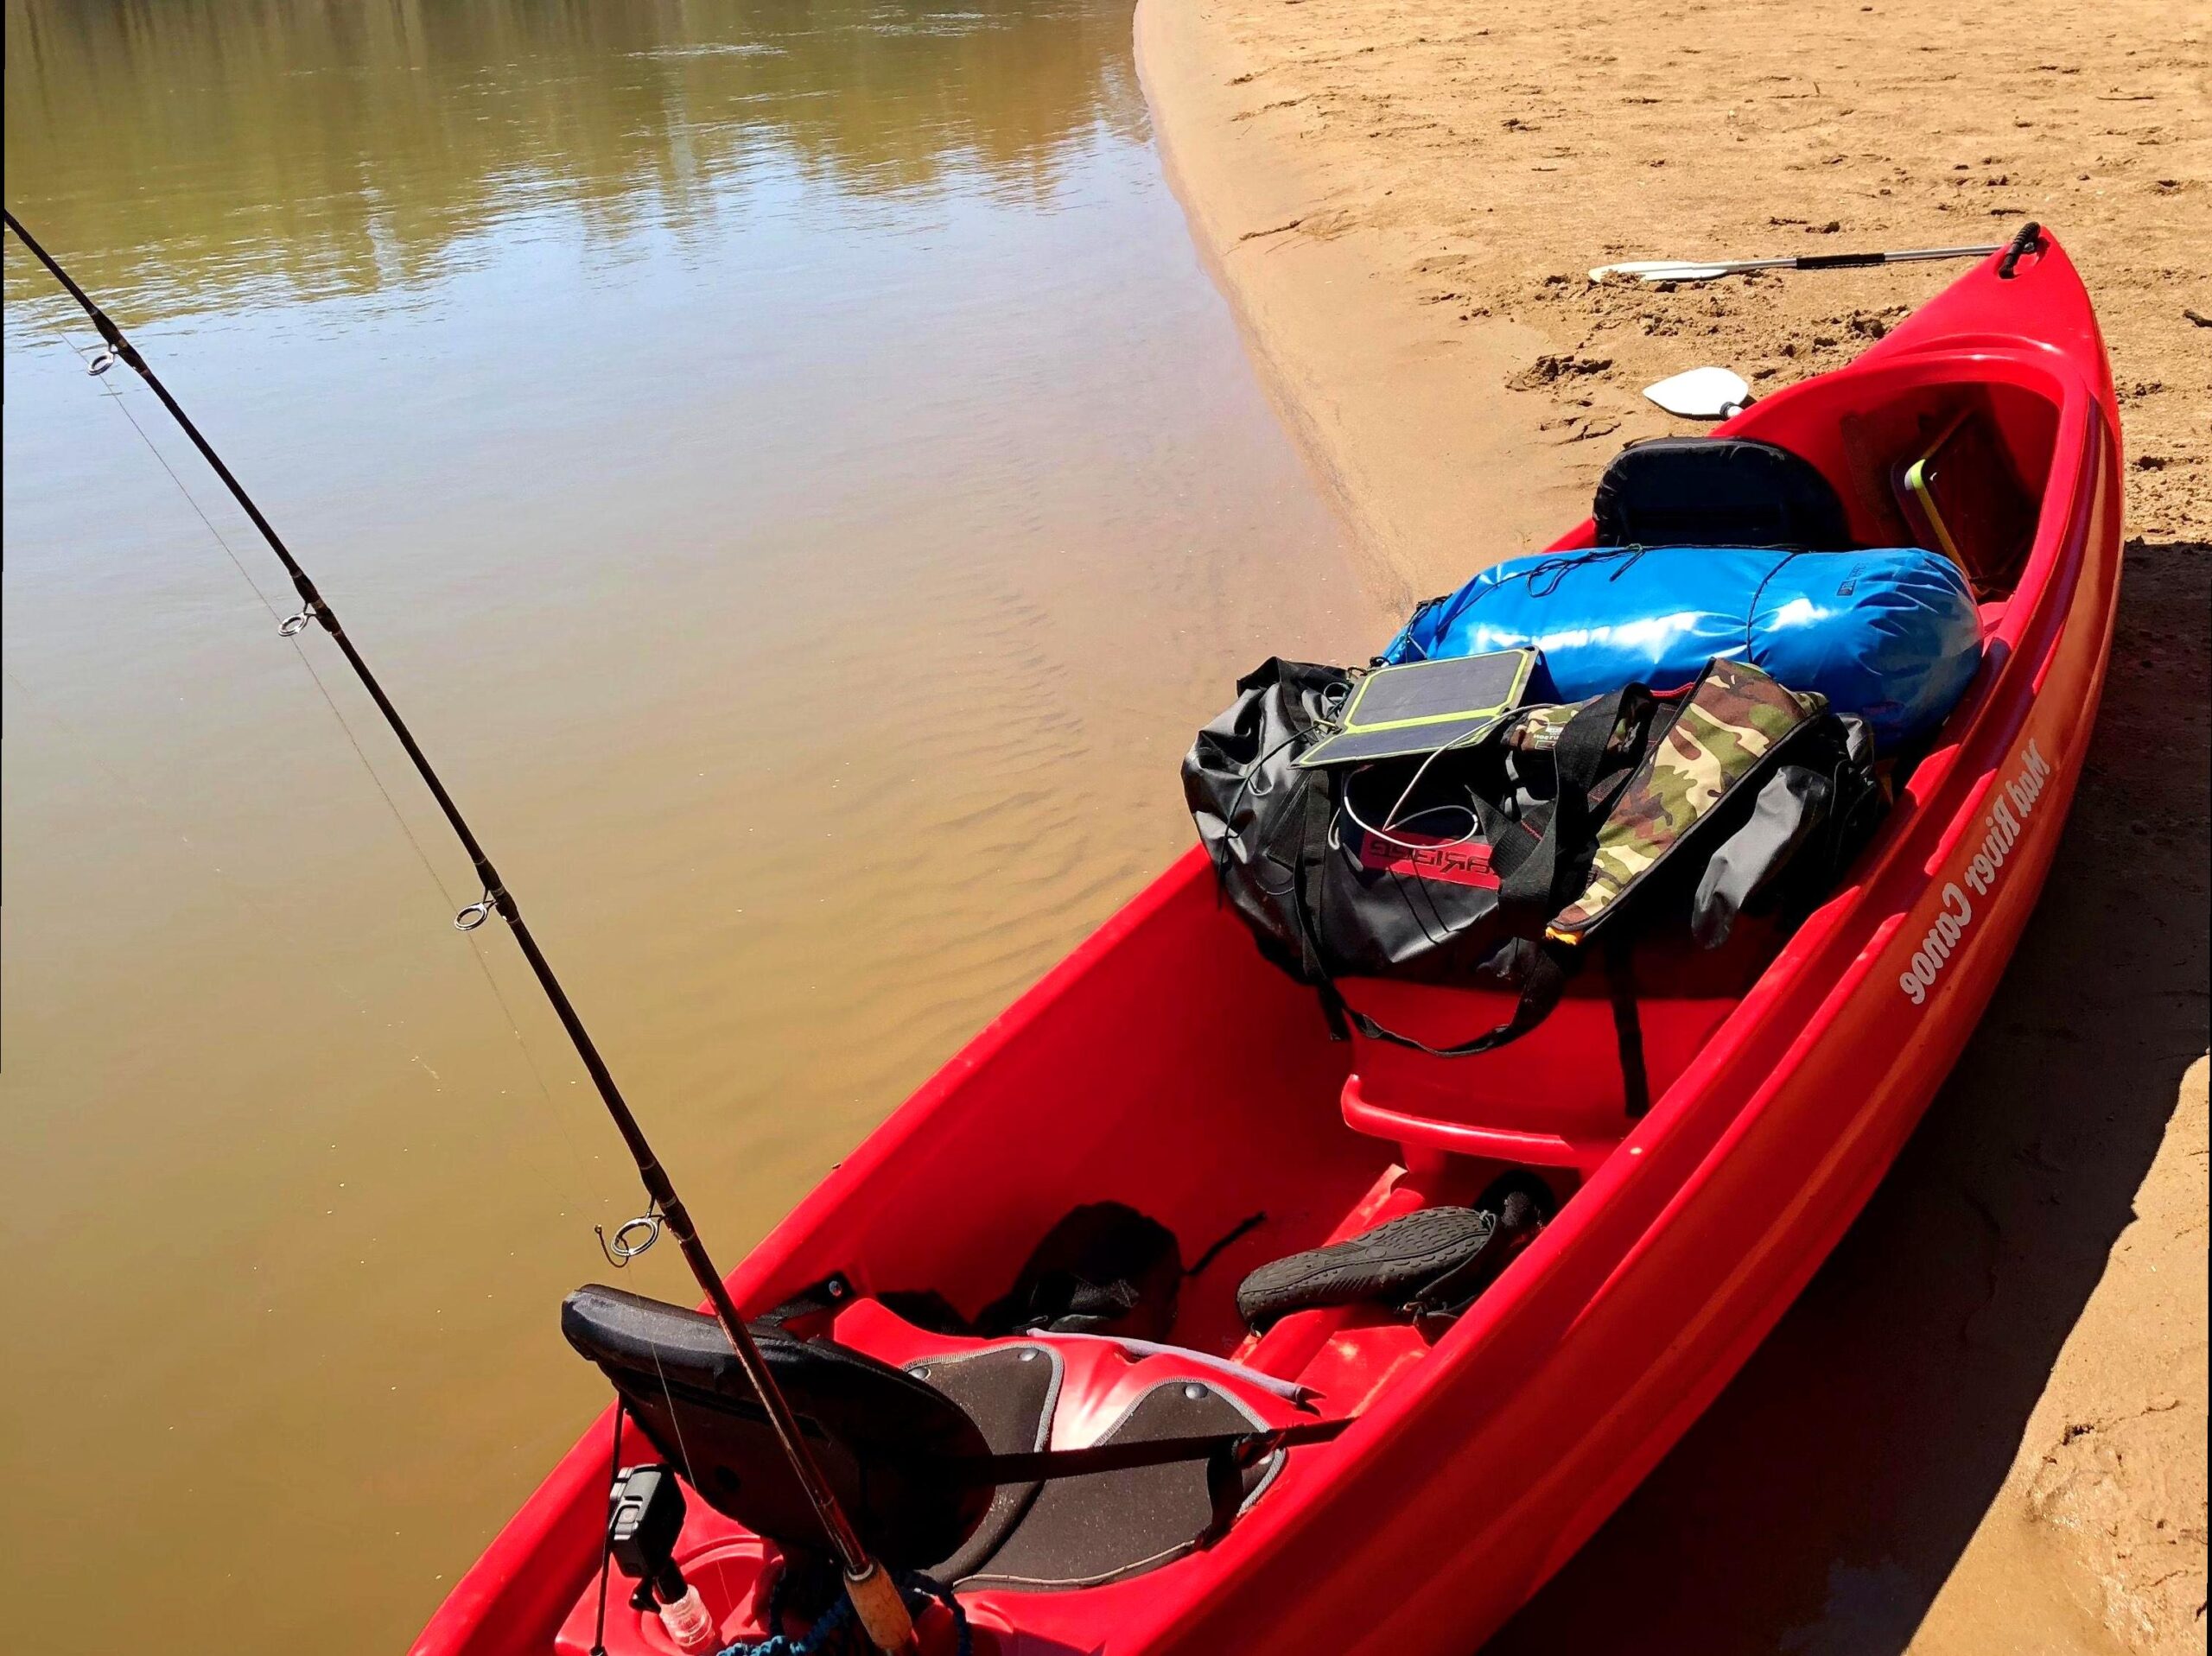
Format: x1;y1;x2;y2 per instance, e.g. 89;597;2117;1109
716;1571;969;1656
1187;1210;1268;1278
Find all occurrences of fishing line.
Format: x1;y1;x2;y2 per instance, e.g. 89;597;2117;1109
3;666;378;1020
94;352;289;622
588;1406;629;1656
41;322;608;1223
645;1328;703;1493
56;333;465;906
10;212;917;1651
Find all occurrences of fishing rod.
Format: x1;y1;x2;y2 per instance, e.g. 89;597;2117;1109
3;209;919;1656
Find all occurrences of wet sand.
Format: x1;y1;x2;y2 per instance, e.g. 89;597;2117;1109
1137;0;2209;1648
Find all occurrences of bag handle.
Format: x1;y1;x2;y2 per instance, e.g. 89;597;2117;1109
1491;685;1643;915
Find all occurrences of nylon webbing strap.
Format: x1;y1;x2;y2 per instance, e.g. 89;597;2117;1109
1292;765;1348;1038
1332;941;1572;1059
1605;932;1650;1117
950;1416;1353;1488
1494;686;1630;915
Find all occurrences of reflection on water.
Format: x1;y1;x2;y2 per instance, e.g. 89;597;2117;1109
3;1;1370;1652
3;0;1146;320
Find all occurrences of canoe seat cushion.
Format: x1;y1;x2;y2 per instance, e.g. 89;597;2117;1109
950;1379;1282;1593
905;1345;1064;1582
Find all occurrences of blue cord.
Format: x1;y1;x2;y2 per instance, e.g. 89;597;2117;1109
716;1571;969;1656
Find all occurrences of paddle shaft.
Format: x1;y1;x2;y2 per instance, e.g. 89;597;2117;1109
1593;242;2003;281
3;209;918;1656
1734;242;2003;272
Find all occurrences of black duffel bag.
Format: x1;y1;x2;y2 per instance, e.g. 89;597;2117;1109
1183;657;1657;1060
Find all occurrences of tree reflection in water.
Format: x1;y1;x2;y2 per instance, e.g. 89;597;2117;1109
3;0;1146;321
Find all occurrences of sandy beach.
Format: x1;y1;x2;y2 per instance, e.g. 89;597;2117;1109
1136;0;2209;1649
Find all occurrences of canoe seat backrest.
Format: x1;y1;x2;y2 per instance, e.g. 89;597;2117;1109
1592;436;1854;551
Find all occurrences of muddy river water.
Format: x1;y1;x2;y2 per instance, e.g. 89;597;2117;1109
0;3;1370;1647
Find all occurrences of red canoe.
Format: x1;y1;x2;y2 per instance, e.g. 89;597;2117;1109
416;230;2121;1655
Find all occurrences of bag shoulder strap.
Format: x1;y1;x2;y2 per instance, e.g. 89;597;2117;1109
1326;940;1573;1059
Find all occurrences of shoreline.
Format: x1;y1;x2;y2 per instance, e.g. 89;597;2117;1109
1135;1;2208;1650
1135;0;2204;587
1135;0;1593;615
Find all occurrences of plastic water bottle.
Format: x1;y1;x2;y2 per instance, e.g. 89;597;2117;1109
657;1583;719;1653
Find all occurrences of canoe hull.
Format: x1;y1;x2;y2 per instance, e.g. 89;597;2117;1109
416;233;2121;1655
1151;341;2120;1656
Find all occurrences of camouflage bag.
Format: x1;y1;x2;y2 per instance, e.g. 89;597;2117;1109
1547;657;1829;940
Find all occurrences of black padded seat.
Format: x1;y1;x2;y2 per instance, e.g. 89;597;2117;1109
905;1346;1063;1582
1593;435;1854;550
565;1287;1306;1594
562;1285;995;1570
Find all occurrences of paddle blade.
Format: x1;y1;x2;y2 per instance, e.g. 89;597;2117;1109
1643;366;1752;420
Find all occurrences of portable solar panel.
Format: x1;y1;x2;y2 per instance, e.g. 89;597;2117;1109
1294;649;1537;769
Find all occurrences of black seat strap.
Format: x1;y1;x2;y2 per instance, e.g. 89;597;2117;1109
948;1415;1351;1488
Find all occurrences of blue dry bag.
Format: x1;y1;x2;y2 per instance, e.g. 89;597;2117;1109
1381;545;1982;748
